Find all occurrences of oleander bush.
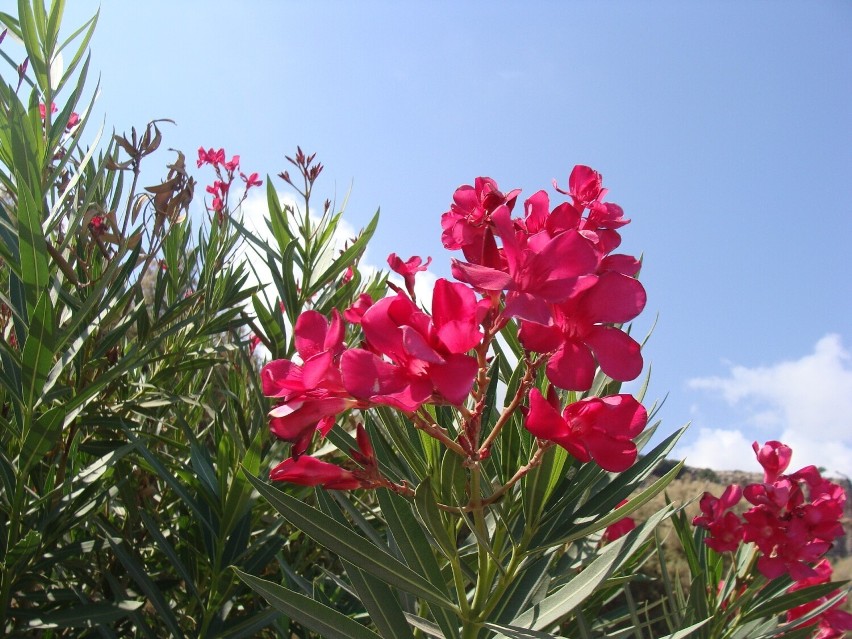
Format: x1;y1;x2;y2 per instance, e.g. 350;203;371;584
0;3;848;638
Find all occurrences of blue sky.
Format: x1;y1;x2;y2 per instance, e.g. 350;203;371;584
46;1;852;475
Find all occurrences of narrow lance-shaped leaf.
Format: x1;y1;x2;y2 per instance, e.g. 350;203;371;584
14;173;49;318
501;505;673;635
234;568;383;639
243;469;456;611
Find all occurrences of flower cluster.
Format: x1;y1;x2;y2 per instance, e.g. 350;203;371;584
693;441;849;637
260;166;648;490
197;146;262;219
445;166;646;392
38;101;80;130
785;559;852;639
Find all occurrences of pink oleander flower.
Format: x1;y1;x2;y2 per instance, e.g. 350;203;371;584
343;293;373;324
735;459;847;581
240;171;263;189
270;455;364;490
602;500;636;542
248;334;262;355
224;154;240;172
692;485;744;552
387;253;431;298
262;310;357;452
441;177;521;262
341;279;482;410
786;560;852;639
518;270;646;390
554;165;605;208
753;440;793;483
38;102;58;118
88;215;106;237
525;388;647;472
197;147;225;167
452;204;600;323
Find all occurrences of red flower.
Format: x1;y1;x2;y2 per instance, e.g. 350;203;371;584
525;388;647;472
343;293;373;324
224;154;240;172
786;560;852;639
342;280;482;410
518;270;646;391
261;310;356;451
753;440;792;483
602;500;636;542
269;455;364;490
38;102;58;119
66;112;80;130
197;147;225;168
88;215;106;236
451;204;600;323
692;485;744;552
387;253;431;298
240;171;262;188
441;177;521;262
554;165;605;208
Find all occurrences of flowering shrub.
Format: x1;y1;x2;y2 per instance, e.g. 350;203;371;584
0;2;847;637
690;441;851;638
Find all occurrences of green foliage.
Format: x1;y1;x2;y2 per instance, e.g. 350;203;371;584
0;2;380;636
0;3;846;638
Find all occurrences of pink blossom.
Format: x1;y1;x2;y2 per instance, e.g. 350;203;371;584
342;279;481;410
89;215;106;236
224;154;240;172
518;271;646;390
524;388;647;472
602;500;636;542
343;293;373;324
197;147;225;168
786;560;852;639
452;204;600;323
441;177;521;262
753;440;793;483
270;455;364;490
554;165;605;208
38;102;58;118
388;253;431;298
692;485;744;552
240;171;263;189
261;310;355;451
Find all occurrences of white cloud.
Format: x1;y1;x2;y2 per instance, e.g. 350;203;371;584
681;334;852;477
676;428;758;472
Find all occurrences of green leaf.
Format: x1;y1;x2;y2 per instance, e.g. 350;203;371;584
218;609;281;639
244;469;456;611
5;528;40;574
741;581;848;623
414;478;456;560
522;445;568;527
315;489;415;639
14;175;49;318
307;209;380;297
20;287;54;404
97;520;186;639
482;621;565;638
221;427;264;538
377;489;460;639
26;600;144;629
502;505;672;634
234;568;384;639
654;619;713;639
20;405;63;473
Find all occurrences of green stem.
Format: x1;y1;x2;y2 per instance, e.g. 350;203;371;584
469;465;491;618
